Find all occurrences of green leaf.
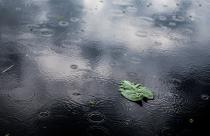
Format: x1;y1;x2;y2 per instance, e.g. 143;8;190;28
119;80;154;101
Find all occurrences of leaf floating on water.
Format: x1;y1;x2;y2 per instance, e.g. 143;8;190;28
119;80;154;102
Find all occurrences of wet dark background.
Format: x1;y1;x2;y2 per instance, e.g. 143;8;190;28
0;0;210;136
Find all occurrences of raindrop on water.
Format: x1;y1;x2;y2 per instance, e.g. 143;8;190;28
58;21;69;27
70;64;78;69
160;127;174;136
172;15;185;22
72;92;81;96
87;111;105;123
126;6;137;13
70;17;80;23
201;94;209;101
159;15;167;21
135;30;148;38
39;111;50;118
40;28;54;37
127;72;137;77
86;126;110;136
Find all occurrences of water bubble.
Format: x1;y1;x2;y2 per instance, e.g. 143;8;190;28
70;64;78;69
201;94;209;101
135;30;148;38
40;28;54;37
58;21;69;27
70;17;80;23
88;111;105;123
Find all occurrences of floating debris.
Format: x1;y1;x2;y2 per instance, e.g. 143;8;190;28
189;118;194;124
1;65;14;73
119;80;154;102
89;100;97;107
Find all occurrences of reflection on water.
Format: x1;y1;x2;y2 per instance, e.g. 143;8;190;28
0;0;210;136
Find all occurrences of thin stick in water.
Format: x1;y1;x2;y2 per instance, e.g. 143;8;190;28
1;65;15;73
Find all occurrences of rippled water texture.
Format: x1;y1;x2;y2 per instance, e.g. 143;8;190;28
0;0;210;136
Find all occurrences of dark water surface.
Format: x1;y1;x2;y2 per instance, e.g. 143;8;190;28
0;0;210;136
